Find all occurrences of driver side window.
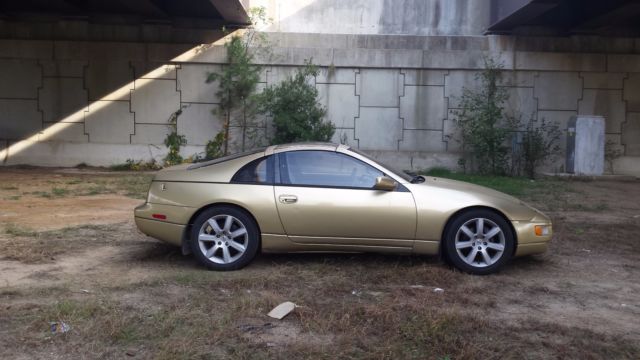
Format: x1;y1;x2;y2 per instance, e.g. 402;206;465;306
280;150;383;189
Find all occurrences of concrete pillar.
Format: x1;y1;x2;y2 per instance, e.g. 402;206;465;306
566;116;605;175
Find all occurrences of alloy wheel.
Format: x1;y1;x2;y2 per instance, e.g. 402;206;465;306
454;218;506;268
197;214;248;264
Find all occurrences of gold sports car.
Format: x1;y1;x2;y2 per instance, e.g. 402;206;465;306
135;143;552;275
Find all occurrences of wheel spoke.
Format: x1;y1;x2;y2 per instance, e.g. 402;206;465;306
205;245;218;258
460;225;475;239
456;241;474;249
222;246;232;263
229;228;247;239
480;249;492;265
484;227;501;240
207;219;223;235
465;248;479;263
199;234;217;242
223;216;233;232
229;240;246;252
476;218;484;235
486;242;505;251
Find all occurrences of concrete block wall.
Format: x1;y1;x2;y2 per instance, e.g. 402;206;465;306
1;33;640;176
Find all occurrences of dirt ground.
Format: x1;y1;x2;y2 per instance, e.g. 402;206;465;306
0;168;639;359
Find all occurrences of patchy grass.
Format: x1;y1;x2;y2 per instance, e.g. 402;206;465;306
110;159;161;171
51;187;69;197
0;223;132;263
1;169;639;359
2;252;638;359
11;173;153;200
4;223;39;238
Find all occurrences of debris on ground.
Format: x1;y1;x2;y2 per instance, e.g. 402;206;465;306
433;287;445;293
50;321;71;333
238;323;275;332
267;302;297;320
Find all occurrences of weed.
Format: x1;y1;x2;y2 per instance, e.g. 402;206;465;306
81;185;110;196
110;159;161;171
4;223;39;237
30;191;52;198
421;167;558;197
51;187;69;197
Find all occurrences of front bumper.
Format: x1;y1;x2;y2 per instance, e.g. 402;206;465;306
512;220;553;257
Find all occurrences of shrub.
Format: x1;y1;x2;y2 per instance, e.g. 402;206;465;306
163;108;187;166
205;131;225;160
519;117;561;178
605;140;624;174
258;63;334;144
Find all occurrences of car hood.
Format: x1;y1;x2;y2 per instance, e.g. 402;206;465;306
422;176;520;202
408;177;549;222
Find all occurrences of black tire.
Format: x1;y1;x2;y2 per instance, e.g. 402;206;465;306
189;206;259;271
444;209;515;275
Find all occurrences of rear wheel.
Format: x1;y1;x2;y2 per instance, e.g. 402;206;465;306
189;206;259;271
444;209;514;275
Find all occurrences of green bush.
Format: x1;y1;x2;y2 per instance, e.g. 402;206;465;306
259;63;334;144
163;108;187;166
205;131;225;160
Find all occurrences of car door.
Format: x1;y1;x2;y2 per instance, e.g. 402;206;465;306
274;150;417;250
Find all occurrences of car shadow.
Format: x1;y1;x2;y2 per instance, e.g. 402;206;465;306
116;241;550;276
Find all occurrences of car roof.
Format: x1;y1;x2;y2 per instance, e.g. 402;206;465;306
266;142;350;154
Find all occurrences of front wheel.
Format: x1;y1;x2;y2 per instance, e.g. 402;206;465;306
189;206;259;271
444;209;515;275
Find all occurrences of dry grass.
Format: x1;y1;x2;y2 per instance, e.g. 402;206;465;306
0;223;132;263
0;170;153;200
2;251;638;359
0;170;639;359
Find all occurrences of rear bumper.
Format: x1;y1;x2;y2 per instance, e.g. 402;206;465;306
512;220;553;257
135;216;185;246
134;202;191;246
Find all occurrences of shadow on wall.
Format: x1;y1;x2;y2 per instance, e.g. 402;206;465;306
0;33;233;166
247;0;491;35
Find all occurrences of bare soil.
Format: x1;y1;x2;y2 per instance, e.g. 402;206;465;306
0;168;638;359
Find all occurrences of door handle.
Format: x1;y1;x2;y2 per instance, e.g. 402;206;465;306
279;195;298;204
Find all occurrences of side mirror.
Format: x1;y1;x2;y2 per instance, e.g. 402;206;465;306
373;176;397;191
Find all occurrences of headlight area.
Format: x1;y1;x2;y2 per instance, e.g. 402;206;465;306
534;224;552;237
512;221;553;256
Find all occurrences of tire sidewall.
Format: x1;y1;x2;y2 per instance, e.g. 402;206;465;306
189;206;259;271
444;209;515;275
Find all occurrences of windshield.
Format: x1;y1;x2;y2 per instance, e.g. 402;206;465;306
349;148;414;182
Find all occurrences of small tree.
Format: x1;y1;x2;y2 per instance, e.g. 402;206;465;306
205;7;269;158
455;58;514;175
258;63;334;144
206;36;261;156
163;107;187;166
605;140;624;174
520;117;561;178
